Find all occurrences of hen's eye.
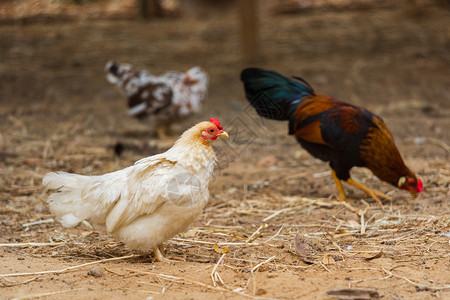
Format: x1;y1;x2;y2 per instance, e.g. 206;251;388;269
209;129;215;133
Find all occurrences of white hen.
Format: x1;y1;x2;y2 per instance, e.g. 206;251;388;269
43;119;228;262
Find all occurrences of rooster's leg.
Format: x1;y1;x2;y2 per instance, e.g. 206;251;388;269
345;178;392;209
152;245;173;263
156;126;166;139
330;169;347;201
165;124;173;136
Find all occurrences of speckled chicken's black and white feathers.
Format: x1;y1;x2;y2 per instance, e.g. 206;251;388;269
105;61;208;138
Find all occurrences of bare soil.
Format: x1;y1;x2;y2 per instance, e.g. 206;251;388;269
1;2;449;300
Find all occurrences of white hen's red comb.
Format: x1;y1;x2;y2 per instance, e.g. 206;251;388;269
210;118;223;131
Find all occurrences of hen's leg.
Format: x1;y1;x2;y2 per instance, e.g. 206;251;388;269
152;245;173;263
330;168;347;201
345;179;391;209
158;244;165;256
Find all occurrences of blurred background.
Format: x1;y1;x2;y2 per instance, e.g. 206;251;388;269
0;0;449;172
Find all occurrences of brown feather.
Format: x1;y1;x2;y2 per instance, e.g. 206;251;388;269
294;120;327;145
294;96;336;120
359;116;415;185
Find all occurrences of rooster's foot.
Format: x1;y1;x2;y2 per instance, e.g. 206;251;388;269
330;169;348;201
345;179;392;210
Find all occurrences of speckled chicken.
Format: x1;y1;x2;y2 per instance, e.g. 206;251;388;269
105;61;209;138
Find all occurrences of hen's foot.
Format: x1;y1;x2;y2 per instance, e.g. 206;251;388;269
153;246;176;263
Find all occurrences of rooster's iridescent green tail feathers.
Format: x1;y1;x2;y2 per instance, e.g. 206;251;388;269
240;68;314;121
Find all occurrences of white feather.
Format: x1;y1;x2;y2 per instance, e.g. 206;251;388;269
128;102;148;116
61;213;82;227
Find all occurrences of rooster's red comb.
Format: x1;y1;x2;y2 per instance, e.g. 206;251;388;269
416;178;424;193
210;118;223;131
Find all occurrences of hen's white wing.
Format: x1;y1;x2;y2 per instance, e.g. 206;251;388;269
103;157;206;233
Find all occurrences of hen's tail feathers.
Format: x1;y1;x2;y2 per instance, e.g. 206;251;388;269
105;61;123;85
105;61;119;76
43;172;105;228
240;68;314;121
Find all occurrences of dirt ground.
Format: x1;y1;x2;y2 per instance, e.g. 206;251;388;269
1;2;449;300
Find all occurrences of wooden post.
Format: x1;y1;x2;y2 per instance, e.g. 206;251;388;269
239;0;258;63
138;0;163;19
138;0;149;19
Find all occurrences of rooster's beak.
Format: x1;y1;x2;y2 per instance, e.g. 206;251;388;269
218;131;229;138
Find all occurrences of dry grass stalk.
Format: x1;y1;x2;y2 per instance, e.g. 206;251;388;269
22;218;55;227
125;269;270;300
246;223;268;243
0;242;65;247
251;255;277;273
262;208;292;222
118;288;160;295
211;253;226;286
10;288;85;300
359;204;369;234
104;267;125;276
0;254;142;277
171;238;275;248
264;225;284;243
381;268;450;291
319;262;331;273
0;276;38;287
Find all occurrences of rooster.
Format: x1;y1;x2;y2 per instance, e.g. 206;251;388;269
43;118;228;262
241;68;423;206
105;61;209;138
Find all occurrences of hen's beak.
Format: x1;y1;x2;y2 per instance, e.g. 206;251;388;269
410;191;416;199
218;131;229;138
